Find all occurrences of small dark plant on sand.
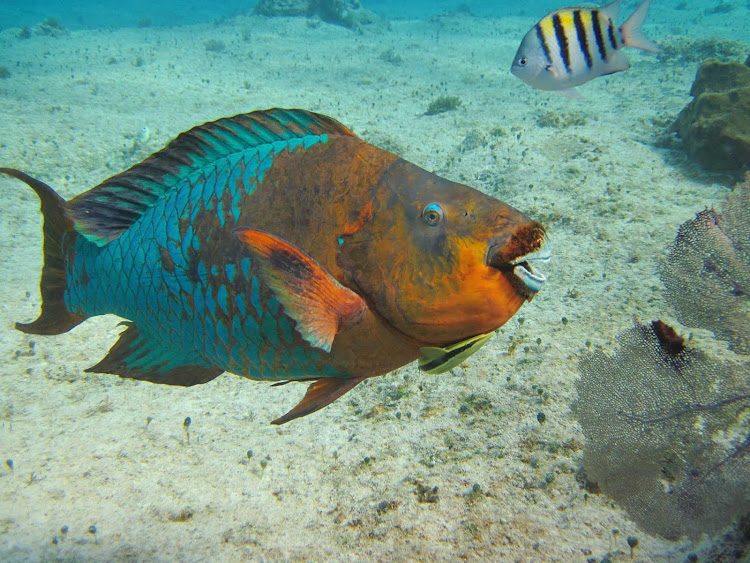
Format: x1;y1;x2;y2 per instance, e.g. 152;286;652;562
424;95;462;116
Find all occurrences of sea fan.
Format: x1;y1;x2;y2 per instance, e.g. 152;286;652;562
575;321;750;540
661;175;750;354
575;176;750;541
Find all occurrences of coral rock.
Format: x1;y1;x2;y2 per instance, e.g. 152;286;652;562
675;59;750;172
255;0;310;17
255;0;382;29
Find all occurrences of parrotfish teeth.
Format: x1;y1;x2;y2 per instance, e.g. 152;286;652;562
511;238;551;292
512;240;552;265
514;264;547;293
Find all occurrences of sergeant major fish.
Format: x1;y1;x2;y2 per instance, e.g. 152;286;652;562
1;108;550;424
511;0;659;98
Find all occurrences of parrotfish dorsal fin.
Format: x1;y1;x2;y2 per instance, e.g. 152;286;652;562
234;228;368;353
67;109;356;246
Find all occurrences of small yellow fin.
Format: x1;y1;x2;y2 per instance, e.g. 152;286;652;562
418;331;495;375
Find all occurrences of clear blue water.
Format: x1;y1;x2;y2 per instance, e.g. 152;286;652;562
0;0;570;29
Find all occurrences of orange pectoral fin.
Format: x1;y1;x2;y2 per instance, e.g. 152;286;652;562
234;228;367;352
271;377;364;425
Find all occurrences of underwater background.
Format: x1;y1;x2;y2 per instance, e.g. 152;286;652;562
0;0;748;561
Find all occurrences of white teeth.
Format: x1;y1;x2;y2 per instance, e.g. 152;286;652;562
511;238;550;292
512;240;552;265
514;265;547;292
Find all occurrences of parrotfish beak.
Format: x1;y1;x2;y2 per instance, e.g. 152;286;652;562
510;243;551;296
487;228;551;300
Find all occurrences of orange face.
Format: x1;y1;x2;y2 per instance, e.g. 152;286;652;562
337;159;548;346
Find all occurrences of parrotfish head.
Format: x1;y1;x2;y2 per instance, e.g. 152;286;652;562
337;159;549;347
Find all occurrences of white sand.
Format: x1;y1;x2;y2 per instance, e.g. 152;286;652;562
0;8;747;561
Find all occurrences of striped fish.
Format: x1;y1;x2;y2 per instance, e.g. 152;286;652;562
511;0;659;98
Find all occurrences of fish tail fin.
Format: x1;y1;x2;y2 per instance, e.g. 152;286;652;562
0;168;87;334
621;0;660;53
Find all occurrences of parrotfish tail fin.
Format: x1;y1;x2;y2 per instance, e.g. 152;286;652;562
87;322;223;385
0;168;87;335
272;377;364;425
621;0;660;53
234;228;368;353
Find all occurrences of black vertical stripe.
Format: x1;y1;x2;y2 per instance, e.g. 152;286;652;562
591;9;608;61
607;19;618;50
535;23;552;65
573;10;593;69
552;13;571;73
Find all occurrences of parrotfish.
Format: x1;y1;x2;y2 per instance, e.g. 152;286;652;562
2;109;549;424
511;0;659;98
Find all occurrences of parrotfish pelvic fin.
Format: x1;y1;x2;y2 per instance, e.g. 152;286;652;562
87;322;223;385
418;331;495;375
0;168;87;335
234;228;368;353
272;377;364;425
67;109;357;246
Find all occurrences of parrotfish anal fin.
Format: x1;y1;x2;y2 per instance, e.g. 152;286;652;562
272;377;364;425
235;228;368;353
67;109;357;246
87;322;223;386
0;168;87;335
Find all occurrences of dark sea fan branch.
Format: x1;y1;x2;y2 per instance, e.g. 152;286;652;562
619;393;750;425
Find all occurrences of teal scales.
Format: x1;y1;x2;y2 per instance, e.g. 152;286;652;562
60;110;343;382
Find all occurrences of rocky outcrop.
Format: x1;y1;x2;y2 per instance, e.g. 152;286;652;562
675;58;750;173
255;0;383;30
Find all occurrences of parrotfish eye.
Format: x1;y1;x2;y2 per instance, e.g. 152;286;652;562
422;203;444;227
518;57;527;66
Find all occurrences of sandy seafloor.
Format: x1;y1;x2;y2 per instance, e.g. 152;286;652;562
0;5;748;561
